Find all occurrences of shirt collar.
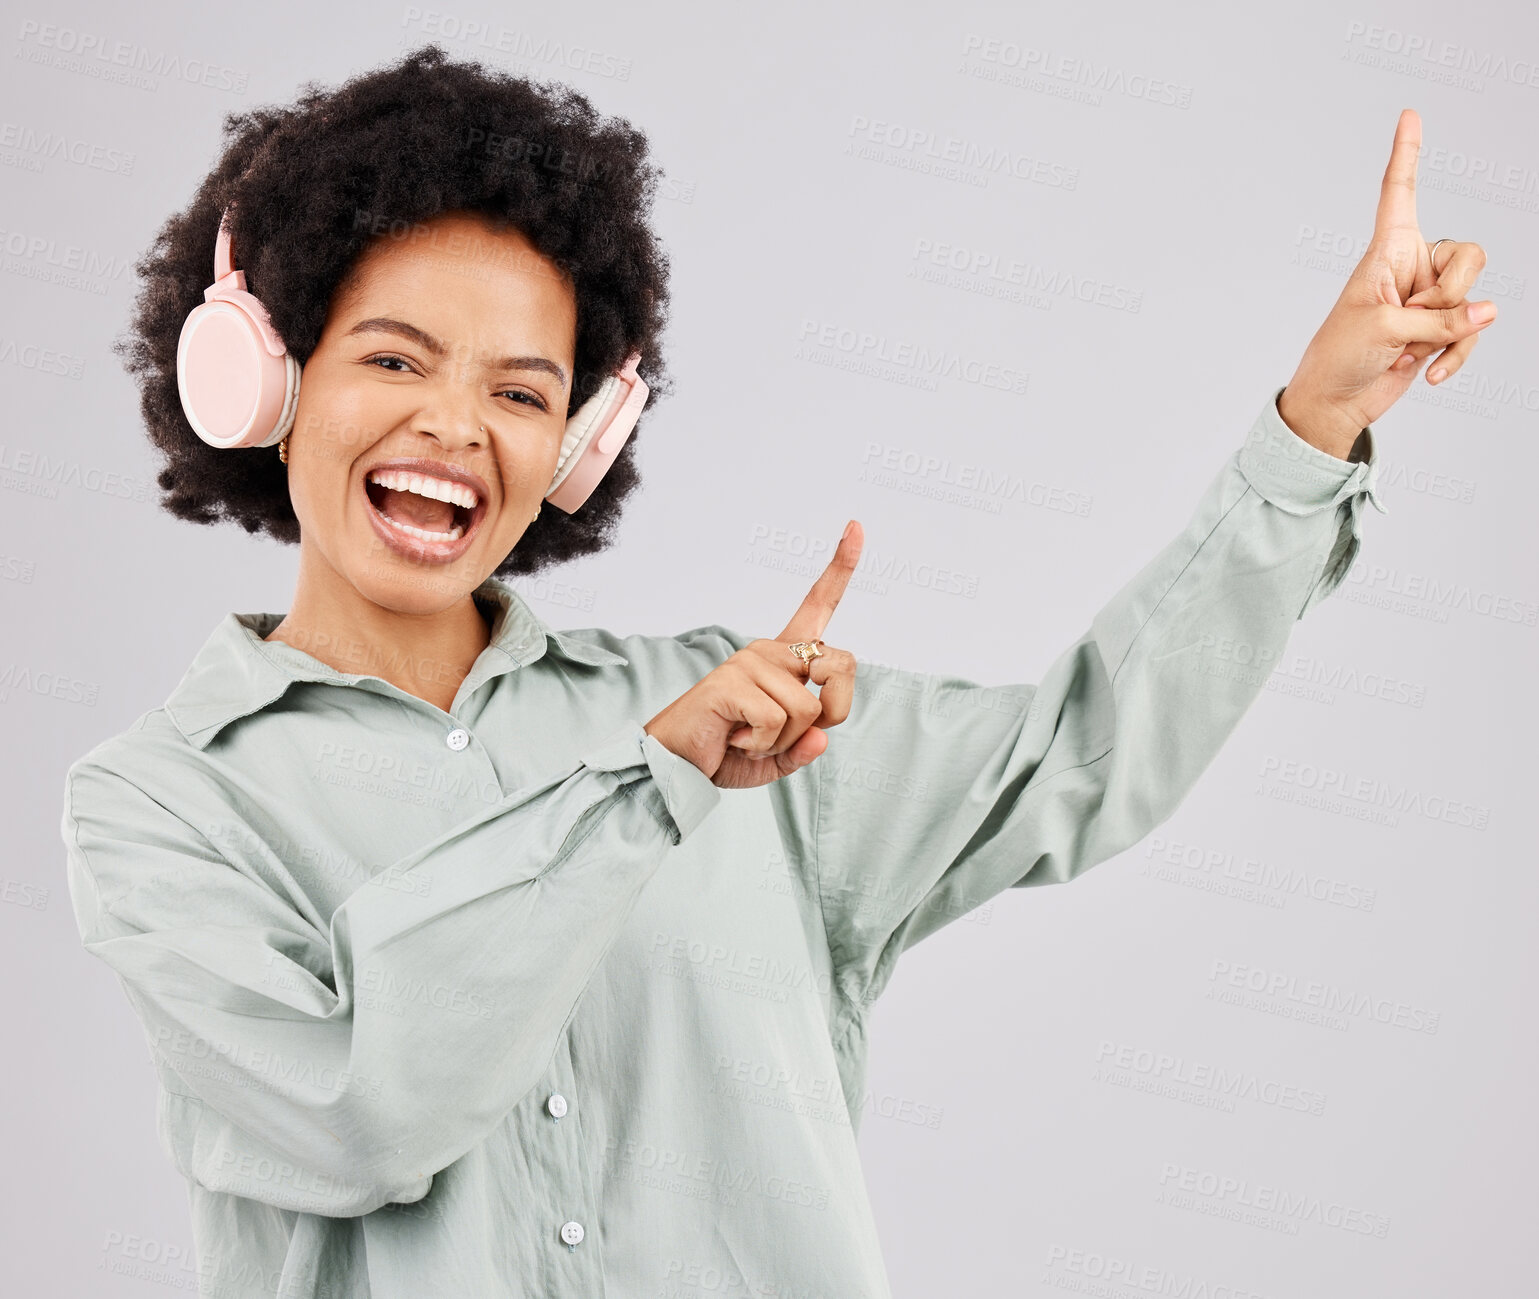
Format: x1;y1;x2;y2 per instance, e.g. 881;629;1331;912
163;575;628;750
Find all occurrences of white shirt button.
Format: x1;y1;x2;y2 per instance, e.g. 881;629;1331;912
445;727;470;751
546;1093;568;1119
559;1220;584;1245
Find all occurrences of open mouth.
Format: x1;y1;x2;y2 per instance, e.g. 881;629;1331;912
361;464;489;562
365;472;477;539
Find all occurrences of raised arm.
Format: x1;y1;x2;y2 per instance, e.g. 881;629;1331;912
763;388;1386;1024
784;113;1493;1026
61;719;719;1217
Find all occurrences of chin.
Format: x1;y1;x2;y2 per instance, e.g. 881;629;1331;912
346;559;484;615
345;523;528;616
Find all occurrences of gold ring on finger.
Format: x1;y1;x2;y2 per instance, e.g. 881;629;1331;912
787;640;824;674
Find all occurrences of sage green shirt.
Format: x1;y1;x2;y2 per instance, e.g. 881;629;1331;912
61;387;1383;1298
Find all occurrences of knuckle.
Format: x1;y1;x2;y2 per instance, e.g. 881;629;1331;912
823;644;856;672
743;702;780;735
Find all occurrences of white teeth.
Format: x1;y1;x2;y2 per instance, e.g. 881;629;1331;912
366;468;480;509
373;511;465;543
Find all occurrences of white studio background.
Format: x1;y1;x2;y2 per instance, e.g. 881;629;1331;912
4;1;1535;1294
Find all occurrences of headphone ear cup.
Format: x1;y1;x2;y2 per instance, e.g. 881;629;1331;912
545;352;649;514
177;291;296;449
272;352;302;444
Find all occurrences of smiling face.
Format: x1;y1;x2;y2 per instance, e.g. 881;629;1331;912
283;210;577;615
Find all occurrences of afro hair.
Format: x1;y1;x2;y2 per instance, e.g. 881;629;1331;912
114;42;677;577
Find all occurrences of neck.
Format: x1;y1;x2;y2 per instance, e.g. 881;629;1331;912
264;548;492;715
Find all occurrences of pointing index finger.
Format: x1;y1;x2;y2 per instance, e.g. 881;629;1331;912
777;520;863;645
1373;107;1421;240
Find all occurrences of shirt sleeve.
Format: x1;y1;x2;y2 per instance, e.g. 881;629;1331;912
807;386;1387;1013
61;718;721;1218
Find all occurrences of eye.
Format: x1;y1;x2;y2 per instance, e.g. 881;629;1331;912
364;352;421;376
499;388;549;412
364;355;550;413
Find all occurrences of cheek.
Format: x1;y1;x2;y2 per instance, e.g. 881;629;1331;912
288;371;392;522
496;429;563;501
293;366;393;463
285;455;353;535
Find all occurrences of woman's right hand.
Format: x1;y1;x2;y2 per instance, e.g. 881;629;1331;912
643;521;864;790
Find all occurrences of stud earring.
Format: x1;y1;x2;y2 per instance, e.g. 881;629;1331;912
278;434;289;464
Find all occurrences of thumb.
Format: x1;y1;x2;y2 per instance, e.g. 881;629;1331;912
777;726;828;773
1378;300;1495;348
727;724;828;764
792;726;828;763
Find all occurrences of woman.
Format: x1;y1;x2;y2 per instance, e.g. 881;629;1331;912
61;45;1493;1299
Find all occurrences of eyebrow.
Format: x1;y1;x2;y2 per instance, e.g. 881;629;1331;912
344;316;568;387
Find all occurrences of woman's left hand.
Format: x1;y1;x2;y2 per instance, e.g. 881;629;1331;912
1278;108;1498;459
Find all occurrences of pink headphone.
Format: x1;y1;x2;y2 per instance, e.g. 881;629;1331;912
174;205;649;513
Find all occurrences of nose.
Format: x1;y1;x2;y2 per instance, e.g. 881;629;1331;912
411;377;493;456
414;411;488;454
